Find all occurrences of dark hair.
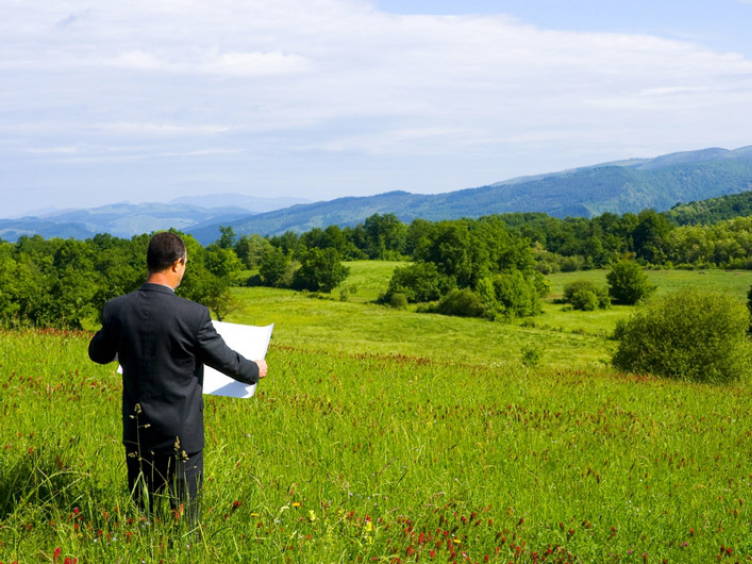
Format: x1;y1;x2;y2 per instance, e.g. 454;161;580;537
147;232;187;273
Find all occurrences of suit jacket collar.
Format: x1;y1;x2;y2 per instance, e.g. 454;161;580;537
140;282;176;294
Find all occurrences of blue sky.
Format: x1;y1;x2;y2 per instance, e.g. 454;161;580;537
2;0;751;216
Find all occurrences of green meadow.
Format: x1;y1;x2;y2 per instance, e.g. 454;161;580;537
3;264;752;562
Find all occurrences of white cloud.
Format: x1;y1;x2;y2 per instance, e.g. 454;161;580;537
1;0;752;207
26;146;78;154
105;49;311;77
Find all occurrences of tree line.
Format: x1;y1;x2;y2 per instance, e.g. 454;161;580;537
4;205;752;329
0;232;242;329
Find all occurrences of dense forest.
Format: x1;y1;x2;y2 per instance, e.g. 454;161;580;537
5;198;752;329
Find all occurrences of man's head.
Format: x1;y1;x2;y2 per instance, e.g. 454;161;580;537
147;233;187;286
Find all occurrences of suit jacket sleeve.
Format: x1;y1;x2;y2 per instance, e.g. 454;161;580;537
196;308;260;385
88;303;118;365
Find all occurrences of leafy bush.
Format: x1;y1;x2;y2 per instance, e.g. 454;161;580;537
433;288;486;318
388;292;408;309
559;255;585;272
381;261;454;304
492;269;541;318
570;289;600;311
521;344;542;367
563;280;610;311
612;288;752;383
607;259;656;305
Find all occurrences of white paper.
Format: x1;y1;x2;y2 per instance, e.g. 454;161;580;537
202;321;273;398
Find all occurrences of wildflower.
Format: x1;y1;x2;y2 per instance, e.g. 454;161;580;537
308;510;316;522
292;502;302;508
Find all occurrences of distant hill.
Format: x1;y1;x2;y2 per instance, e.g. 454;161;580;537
666;190;752;225
194;145;752;242
0;202;254;243
4;146;752;244
170;194;310;213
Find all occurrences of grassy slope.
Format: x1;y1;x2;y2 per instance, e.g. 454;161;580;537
3;265;752;562
232;263;752;369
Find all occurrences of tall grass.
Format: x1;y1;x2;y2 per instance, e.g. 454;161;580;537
3;327;752;562
3;267;752;562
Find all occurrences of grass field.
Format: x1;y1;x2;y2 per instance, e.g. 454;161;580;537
2;265;752;562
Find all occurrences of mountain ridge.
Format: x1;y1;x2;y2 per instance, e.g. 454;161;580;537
3;146;752;244
194;145;752;243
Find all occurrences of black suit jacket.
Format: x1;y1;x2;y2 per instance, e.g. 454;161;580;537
89;283;259;454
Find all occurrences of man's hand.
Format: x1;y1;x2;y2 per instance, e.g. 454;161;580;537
255;359;268;378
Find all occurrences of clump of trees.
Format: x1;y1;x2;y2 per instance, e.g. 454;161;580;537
562;280;610;311
0;229;249;328
379;217;548;320
612;288;752;383
0;233;149;329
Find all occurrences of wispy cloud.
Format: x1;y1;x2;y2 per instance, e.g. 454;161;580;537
2;0;752;211
105;50;311;77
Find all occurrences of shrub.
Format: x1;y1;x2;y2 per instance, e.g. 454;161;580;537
612;288;752;383
563;280;610;311
382;261;454;304
388;292;408;309
570;289;600;311
492;269;541;318
559;255;585;272
521;345;542;367
434;288;486;318
607;260;656;305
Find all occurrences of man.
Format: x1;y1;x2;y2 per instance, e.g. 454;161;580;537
89;232;267;523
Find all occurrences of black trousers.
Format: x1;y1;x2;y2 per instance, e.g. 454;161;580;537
126;448;203;525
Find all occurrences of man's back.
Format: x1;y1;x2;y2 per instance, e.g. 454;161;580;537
89;282;258;454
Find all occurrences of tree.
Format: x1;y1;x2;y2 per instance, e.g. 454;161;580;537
364;213;407;259
235;234;272;269
607;260;656;305
0;244;19;323
491;269;541;318
413;220;475;287
613;288;752;383
632;209;672;264
293;248;349;292
258;247;290;287
216;225;237;250
201;277;238;321
204;244;244;282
